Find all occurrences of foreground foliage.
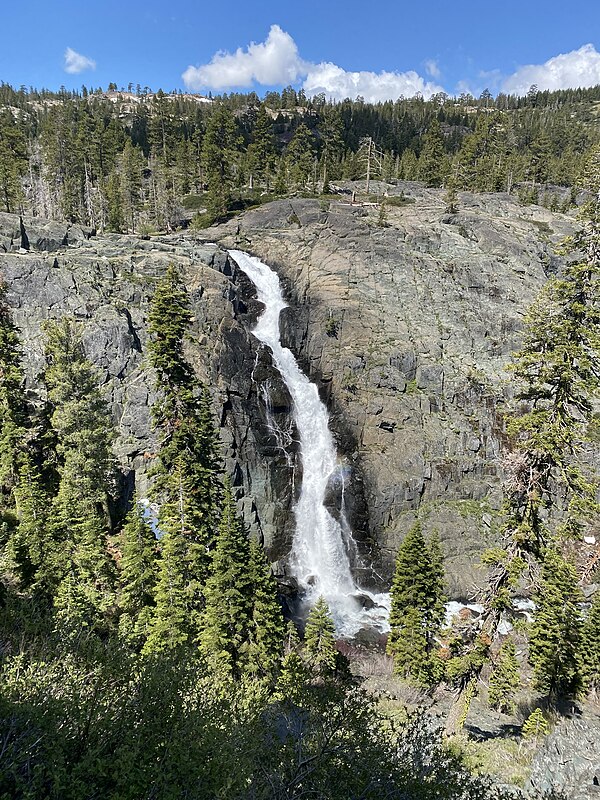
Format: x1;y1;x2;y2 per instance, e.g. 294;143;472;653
0;627;515;800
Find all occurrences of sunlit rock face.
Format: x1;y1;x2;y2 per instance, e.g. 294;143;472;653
209;185;573;597
0;184;573;598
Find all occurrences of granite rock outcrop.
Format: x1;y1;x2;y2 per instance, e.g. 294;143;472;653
0;184;573;596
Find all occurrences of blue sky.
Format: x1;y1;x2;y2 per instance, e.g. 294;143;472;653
3;0;600;100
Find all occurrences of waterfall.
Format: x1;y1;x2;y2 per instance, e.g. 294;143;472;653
230;250;389;637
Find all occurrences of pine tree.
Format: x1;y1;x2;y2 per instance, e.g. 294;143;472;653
53;505;115;635
9;456;48;589
143;528;189;655
43;318;115;503
104;171;124;232
0;284;29;503
445;148;600;732
199;483;252;677
399;149;419;180
42;318;116;596
529;549;583;697
418;119;448;188
118;500;158;646
444;176;459;214
387;522;446;684
521;707;550;740
247;104;276;190
488;639;520;713
319;110;345;190
201;106;237;222
118;140;144;232
507;250;600;546
0;110;27;212
428;531;446;630
273;157;288;195
581;591;600;693
276;620;309;701
457;114;507;193
388;606;430;681
527;133;552;185
246;537;285;679
286;124;316;190
148;266;220;590
304;596;337;678
148;264;193;387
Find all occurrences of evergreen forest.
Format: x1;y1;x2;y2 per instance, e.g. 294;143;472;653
1;80;600;230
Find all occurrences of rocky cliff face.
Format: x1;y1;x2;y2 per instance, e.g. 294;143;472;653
0;184;573;597
210;184;573;595
526;710;600;799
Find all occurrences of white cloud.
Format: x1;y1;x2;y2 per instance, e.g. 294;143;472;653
502;43;600;95
182;25;305;90
303;62;443;101
64;47;96;74
182;25;442;101
424;59;441;79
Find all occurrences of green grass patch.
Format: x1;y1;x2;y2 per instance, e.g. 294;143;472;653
181;194;206;211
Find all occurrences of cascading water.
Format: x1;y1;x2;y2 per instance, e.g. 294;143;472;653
230;250;389;637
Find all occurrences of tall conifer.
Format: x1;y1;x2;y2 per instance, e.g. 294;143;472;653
201;106;237;222
42;319;116;610
529;549;583;697
118;500;158;646
246;537;285;678
581;591;600;693
488;639;520;713
418;120;448;188
387;522;445;684
148;265;220;590
304;596;337;678
9;456;48;589
200;483;253;676
143;528;189;655
0;284;28;501
247;104;276;190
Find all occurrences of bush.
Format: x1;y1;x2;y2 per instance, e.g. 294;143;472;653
522;708;550;740
181;194;206;211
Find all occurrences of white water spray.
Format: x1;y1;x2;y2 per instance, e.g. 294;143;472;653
230;250;389;636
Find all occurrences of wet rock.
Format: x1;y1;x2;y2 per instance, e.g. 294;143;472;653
355;592;377;610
